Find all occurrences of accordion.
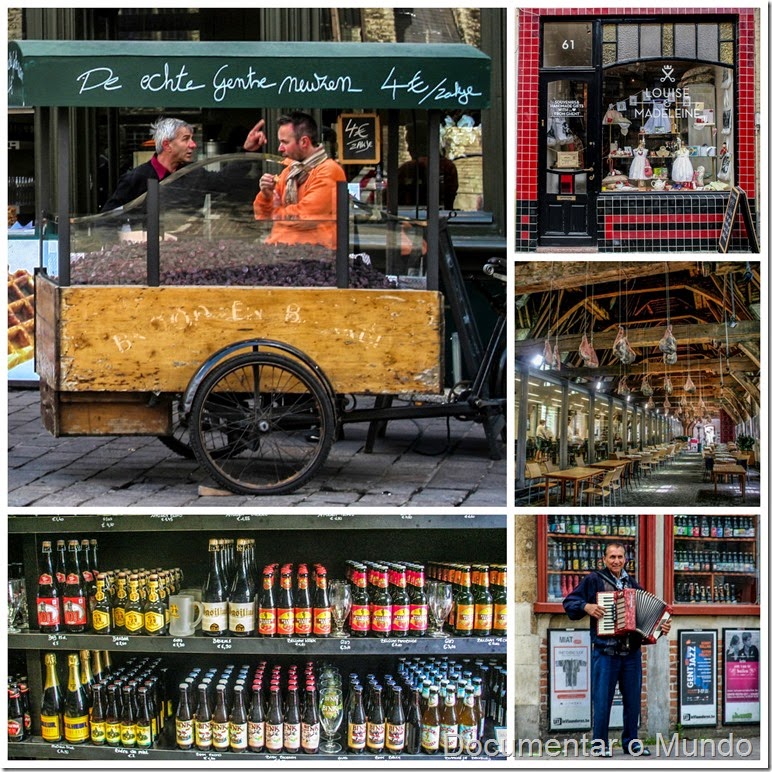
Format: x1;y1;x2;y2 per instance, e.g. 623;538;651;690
596;588;671;644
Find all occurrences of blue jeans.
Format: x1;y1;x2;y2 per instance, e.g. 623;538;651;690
591;646;642;749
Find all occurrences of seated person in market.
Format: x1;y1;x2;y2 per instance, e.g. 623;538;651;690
101;117;198;212
245;112;347;250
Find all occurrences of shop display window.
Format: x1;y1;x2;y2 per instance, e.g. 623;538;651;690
535;514;653;613
665;515;759;615
601;21;735;192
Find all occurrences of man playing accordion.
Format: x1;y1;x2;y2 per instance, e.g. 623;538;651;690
563;541;671;757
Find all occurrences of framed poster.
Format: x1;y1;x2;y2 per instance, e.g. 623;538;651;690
549;629;591;731
678;630;717;727
723;628;760;724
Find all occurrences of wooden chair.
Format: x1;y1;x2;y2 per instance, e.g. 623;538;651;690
580;470;615;506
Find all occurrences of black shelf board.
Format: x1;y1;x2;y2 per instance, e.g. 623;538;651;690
8;513;505;534
9;631;506;656
8;737;506;762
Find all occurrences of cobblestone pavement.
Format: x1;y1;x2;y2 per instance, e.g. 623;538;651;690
9;387;507;508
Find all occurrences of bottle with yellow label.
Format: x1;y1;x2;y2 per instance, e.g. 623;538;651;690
120;685;136;747
112;572;128;633
63;654;90;744
104;684;122;746
124;574;145;635
91;574;113;634
142;574;167;636
90;683;106;745
40;653;64;743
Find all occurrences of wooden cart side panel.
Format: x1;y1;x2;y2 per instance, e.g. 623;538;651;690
35;274;59;388
56;287;444;395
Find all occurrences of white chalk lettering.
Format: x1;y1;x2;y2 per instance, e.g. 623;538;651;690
211;64;277;103
380;67;481;106
139;62;205;94
77;67;122;94
278;73;362;95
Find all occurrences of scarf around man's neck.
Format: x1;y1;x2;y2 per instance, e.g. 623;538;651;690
284;145;328;205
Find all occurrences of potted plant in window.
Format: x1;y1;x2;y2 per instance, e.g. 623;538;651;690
735;434;756;467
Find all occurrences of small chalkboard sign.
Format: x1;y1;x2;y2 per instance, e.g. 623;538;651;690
337;112;380;165
718;187;759;253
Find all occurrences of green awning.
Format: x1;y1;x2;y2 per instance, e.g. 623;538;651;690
8;40;491;110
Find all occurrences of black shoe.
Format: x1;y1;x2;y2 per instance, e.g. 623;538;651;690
593;749;613;758
624;742;651;756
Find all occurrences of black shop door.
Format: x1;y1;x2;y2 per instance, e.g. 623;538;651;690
539;74;600;246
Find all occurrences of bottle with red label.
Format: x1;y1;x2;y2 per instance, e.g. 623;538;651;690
294;564;312;637
37;540;61;634
408;563;429;637
390;566;410;638
62;539;89;633
258;567;277;638
312;566;331;638
80;538;97;614
277;565;295;638
370;566;392;638
348;565;371;637
472;565;493;637
8;686;26;743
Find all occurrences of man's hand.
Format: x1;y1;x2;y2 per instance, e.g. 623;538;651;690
244;119;268;152
584;602;605;620
259;172;278;201
660;619;672;636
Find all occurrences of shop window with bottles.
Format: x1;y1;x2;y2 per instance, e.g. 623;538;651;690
601;22;735;193
541;515;641;604
671;515;758;606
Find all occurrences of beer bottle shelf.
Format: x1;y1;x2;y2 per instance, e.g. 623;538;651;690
9;513;507;761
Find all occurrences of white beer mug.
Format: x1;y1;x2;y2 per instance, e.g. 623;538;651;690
169;594;204;637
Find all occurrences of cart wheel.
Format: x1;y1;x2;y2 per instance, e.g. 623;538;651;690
159;395;232;460
189;352;336;495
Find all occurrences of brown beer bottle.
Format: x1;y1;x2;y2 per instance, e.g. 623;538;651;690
62;540;89;633
142;573;167;636
277;565;295;638
408;563;429;637
105;684;122;747
92;574;113;634
385;684;406;753
194;683;212;751
202;538;228;636
175;683;194;750
439;683;459;753
229;684;249;753
212;684;230;751
365;684;385;753
135;687;153;748
112;572;129;634
258;567;277;638
347;684;366;754
420;685;441;754
300;684;320;754
294;564;313;637
123;574;144;635
37;540;61;633
312;566;331;638
492;565;508;635
349;565;371;637
390;567;410;638
228;539;256;637
472;565;493;637
453;566;475;637
90;682;107;745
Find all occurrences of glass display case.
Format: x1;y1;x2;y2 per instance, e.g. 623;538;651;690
665;515;759;615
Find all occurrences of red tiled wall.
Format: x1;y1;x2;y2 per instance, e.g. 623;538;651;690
516;8;758;216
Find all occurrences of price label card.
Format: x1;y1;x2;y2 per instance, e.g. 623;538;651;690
443;638;457;651
172;638;186;648
47;634;68;647
112;636;129;647
213;638;232;650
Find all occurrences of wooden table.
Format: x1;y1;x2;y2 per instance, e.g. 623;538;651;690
712;463;747;501
542;467;604;506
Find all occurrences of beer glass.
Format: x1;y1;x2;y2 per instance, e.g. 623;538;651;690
319;685;343;753
428;581;453;637
329;581;352;637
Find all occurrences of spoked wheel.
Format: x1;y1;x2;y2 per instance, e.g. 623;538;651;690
158;395;230;460
189;352;336;495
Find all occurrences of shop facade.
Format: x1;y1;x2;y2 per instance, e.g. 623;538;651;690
514;7;760;252
514;514;761;752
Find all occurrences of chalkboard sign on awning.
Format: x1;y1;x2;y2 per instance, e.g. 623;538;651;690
337;113;380;165
7;40;491;111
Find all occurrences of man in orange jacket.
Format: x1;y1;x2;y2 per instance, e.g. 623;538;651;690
245;112;347;250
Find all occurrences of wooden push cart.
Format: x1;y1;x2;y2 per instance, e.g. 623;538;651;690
10;40;505;494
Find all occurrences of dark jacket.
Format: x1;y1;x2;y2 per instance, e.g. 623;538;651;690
102;158;162;213
563;568;645;652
